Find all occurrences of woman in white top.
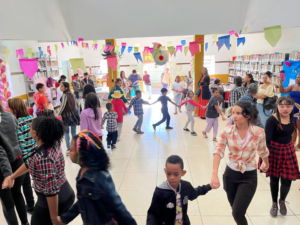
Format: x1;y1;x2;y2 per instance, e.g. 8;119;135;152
56;78;64;106
256;71;275;128
172;76;185;114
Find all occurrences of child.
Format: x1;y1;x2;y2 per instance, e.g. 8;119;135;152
81;93;103;140
111;90;128;141
152;88;180;130
172;76;185;114
181;90;206;136
202;88;226;142
108;78;128;103
102;103;118;149
28;101;34;116
58;130;137;225
127;90;150;134
147;155;213;224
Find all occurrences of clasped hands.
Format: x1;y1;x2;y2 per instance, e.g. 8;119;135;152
2;176;15;189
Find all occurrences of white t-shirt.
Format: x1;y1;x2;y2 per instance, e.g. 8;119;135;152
57;88;63;106
172;82;185;96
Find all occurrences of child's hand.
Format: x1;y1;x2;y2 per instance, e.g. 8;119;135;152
53;217;65;225
101;125;104;129
222;116;226;121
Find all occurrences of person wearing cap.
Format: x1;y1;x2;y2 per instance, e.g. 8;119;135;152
128;70;142;98
81;72;94;87
111;90;129;141
72;73;83;115
108;78;128;104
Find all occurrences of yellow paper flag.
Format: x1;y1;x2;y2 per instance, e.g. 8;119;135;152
115;46;120;53
69;58;87;73
243;27;247;33
66;41;69;46
4;49;10;58
167;41;172;46
102;44;105;51
167;46;176;57
27;48;32;59
161;46;166;50
212;35;218;41
134;47;139;53
184;46;189;56
54;44;58;53
92;40;98;48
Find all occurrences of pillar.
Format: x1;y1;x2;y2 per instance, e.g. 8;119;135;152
105;39;118;91
193;35;204;115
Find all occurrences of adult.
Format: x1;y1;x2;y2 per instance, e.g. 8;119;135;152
34;83;49;116
183;71;193;99
210;78;224;106
56;78;66;106
211;101;269;225
261;96;300;217
72;73;83;115
228;76;247;107
256;71;275;128
279;73;300;151
0;102;29;225
55;75;66;88
172;76;185;114
108;78;128;104
143;70;152;100
58;82;80;151
120;71;129;99
243;73;256;88
197;67;210;119
128;69;142;97
81;72;94;87
81;84;96;111
161;68;171;89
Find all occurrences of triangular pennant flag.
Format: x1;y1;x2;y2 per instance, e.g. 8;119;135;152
229;30;234;35
149;48;154;55
184;46;189;56
133;52;143;63
181;40;186;46
264;25;282;47
93;44;98;50
239;30;242;35
66;41;69;46
218;35;230;51
216;41;219;47
61;43;65;48
237;37;246;46
92;40;98;45
54;44;58;53
82;42;84;48
167;41;172;46
108;45;114;52
4;49;10;58
78;38;84;43
115;46;120;53
242;27;247;33
198;37;204;43
176;45;182;52
104;45;108;51
128;47;133;53
107;56;117;71
205;43;208;52
19;59;38;79
135;43;140;47
75;42;78;46
47;46;51;56
19;49;24;58
235;33;239;38
121;42;126;47
27;48;32;59
144;47;149;53
212;35;218;41
189;42;200;56
121;46;126;55
167;46;176;56
212;41;216;46
134;47;139;53
38;47;43;58
86;43;89;49
161;46;166;51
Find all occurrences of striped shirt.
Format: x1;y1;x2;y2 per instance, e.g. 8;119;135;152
17;116;37;161
213;125;269;173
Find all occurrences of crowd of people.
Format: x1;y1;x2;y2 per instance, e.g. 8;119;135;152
0;67;299;225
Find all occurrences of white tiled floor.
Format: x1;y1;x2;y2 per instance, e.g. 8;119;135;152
1;93;300;224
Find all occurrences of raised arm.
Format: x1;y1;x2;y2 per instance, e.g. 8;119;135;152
279;81;293;94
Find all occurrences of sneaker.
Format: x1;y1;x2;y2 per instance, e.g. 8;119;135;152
133;128;137;132
166;126;173;130
26;205;34;215
152;124;157;131
213;138;218;142
107;145;111;149
117;137;121;142
183;128;190;132
279;199;287;215
112;145;116;149
270;202;278;217
137;131;144;134
191;132;197;136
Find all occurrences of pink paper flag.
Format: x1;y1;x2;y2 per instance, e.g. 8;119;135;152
19;49;24;58
104;45;108;51
144;47;149;53
78;38;84;43
121;42;127;47
235;33;239;38
149;48;154;54
108;45;114;52
198;38;204;43
229;30;234;35
152;42;156;45
94;44;98;50
19;59;38;79
61;43;64;48
107;56;117;71
189;42;200;56
47;46;51;56
82;42;84;48
176;45;183;52
16;50;19;58
216;42;219;47
86;43;89;49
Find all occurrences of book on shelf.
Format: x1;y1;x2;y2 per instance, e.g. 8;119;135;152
289;52;300;61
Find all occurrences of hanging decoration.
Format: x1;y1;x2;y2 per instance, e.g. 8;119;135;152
242;27;247;33
144;47;149;53
92;40;98;48
184;46;189;56
4;49;10;58
108;45;114;52
128;46;133;53
69;58;87;73
78;38;84;43
181;40;186;46
216;41;219;47
16;49;24;58
66;41;69;46
154;43;162;50
54;44;58;53
121;42;126;47
237;37;246;46
133;53;143;63
121;46;126;55
149;48;154;55
115;46;120;53
135;43;140;47
134;47;139;53
264;25;282;47
205;43;208;52
175;46;182;52
212;34;218;41
104;45;109;51
86;43;89;49
75;42;78;46
107;56;118;71
19;59;38;79
218;35;230;50
189;42;200;56
161;46;166;51
235;33;239;38
153;50;169;66
47;46;51;56
167;46;176;57
167;41;172;46
27;48;32;59
198;37;204;43
229;30;234;35
93;44;98;50
61;43;65;48
38;47;43;58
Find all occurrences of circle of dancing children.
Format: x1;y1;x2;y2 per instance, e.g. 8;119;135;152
259;96;300;217
202;88;226;142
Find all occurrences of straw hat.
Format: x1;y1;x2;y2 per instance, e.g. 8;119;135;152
111;90;123;99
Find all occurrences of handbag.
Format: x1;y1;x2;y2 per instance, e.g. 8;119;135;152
263;86;277;113
195;88;201;97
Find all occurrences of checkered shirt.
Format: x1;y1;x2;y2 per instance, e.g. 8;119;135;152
229;86;247;107
25;143;66;196
127;97;149;116
102;111;118;132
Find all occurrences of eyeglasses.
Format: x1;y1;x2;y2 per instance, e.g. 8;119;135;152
278;104;293;108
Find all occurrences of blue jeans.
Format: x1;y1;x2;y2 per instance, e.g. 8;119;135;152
174;94;182;111
162;83;168;89
257;103;272;128
65;124;77;149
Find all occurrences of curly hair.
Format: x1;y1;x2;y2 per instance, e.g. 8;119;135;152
234;100;259;125
32;117;64;148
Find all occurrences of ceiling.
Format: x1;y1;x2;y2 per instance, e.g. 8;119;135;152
0;0;299;41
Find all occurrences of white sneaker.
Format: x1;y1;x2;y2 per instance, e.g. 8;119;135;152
117;137;121;141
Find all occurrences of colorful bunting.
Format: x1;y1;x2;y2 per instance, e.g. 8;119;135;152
121;46;126;55
107;56;118;71
213;41;216;46
176;45;182;52
134;47;139;53
149;48;154;55
237;37;246;46
212;35;218;41
115;46;120;53
61;43;65;48
135;43;140;47
229;30;234;35
19;59;38;79
54;44;58;53
181;40;186;46
167;41;172;46
4;49;10;58
108;45;114;52
264;25;282;47
93;44;98;50
133;53;143;63
92;40;98;48
104;45;108;51
27;48;32;59
198;38;204;43
189;42;200;56
205;43;208;52
128;47;133;53
121;42;126;47
167;46;176;56
144;47;149;53
235;33;239;38
16;49;24;58
47;46;51;56
38;47;43;58
78;38;84;43
66;41;69;46
218;35;230;51
184;46;189;56
239;30;242;35
243;27;247;33
75;42;78;46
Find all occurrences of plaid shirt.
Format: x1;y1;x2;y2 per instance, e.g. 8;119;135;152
102;111;118;132
213;125;269;173
127;97;149;116
17;116;37;161
25;143;66;196
229;86;247;107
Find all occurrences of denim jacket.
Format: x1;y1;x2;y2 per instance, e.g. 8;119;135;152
60;169;136;225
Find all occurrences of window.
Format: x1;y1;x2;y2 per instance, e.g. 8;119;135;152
204;55;215;75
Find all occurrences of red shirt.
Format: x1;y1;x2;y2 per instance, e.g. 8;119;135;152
28;107;33;116
112;99;128;123
35;93;48;111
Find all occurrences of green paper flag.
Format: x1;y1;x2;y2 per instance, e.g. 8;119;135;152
212;35;218;41
54;44;58;53
69;58;87;73
102;45;105;51
134;47;139;53
161;46;166;50
167;41;172;46
212;41;216;46
264;25;282;47
4;49;10;58
83;43;86;48
168;46;176;57
242;26;247;33
115;46;120;53
184;46;189;56
27;48;32;59
66;41;69;46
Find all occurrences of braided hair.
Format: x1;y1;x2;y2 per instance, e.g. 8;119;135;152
276;96;295;130
31;117;64;148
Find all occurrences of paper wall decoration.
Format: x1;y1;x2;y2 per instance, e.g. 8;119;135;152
216;41;219;47
184;46;189;56
243;27;247;33
154;43;162;50
4;49;10;58
212;35;218;41
92;40;98;48
27;48;32;59
19;59;38;79
121;46;126;55
93;44;98;50
16;49;24;58
115;46;120;53
144;47;149;53
161;46;166;50
176;45;182;52
229;30;234;35
38;47;43;58
212;41;216;46
66;41;69;46
134;47;139;53
86;43;89;49
78;38;84;43
218;35;230;51
104;45;108;51
121;42;126;47
47;46;51;56
181;40;186;46
205;43;208;52
167;41;172;46
128;47;133;53
237;37;246;46
198;38;204;43
54;44;58;53
235;33;239;38
69;58;87;73
107;56;117;71
264;25;282;47
189;42;200;56
153;51;169;65
61;43;65;48
239;30;242;35
108;45;114;52
75;42;78;46
133;53;143;63
149;48;154;55
167;46;176;56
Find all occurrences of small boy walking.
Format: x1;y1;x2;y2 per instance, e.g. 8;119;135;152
147;155;214;225
127;90;150;134
111;90;128;141
102;103;118;149
152;88;180;130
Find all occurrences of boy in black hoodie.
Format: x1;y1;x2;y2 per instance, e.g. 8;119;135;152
147;155;213;225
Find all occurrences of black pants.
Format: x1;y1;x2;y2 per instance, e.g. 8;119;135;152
107;131;118;145
270;176;292;203
223;166;257;225
31;181;75;225
22;172;35;208
155;108;170;127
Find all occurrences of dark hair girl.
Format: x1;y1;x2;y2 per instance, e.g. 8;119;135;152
243;73;255;87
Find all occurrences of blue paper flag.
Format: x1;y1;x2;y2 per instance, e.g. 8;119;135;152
38;47;43;58
205;43;208;52
107;41;112;46
72;41;76;45
121;46;126;55
218;35;230;51
239;30;242;35
181;40;186;46
128;46;133;53
133;52;143;63
237;37;246;46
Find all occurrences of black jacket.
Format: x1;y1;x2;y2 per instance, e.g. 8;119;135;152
198;75;210;100
147;180;211;225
